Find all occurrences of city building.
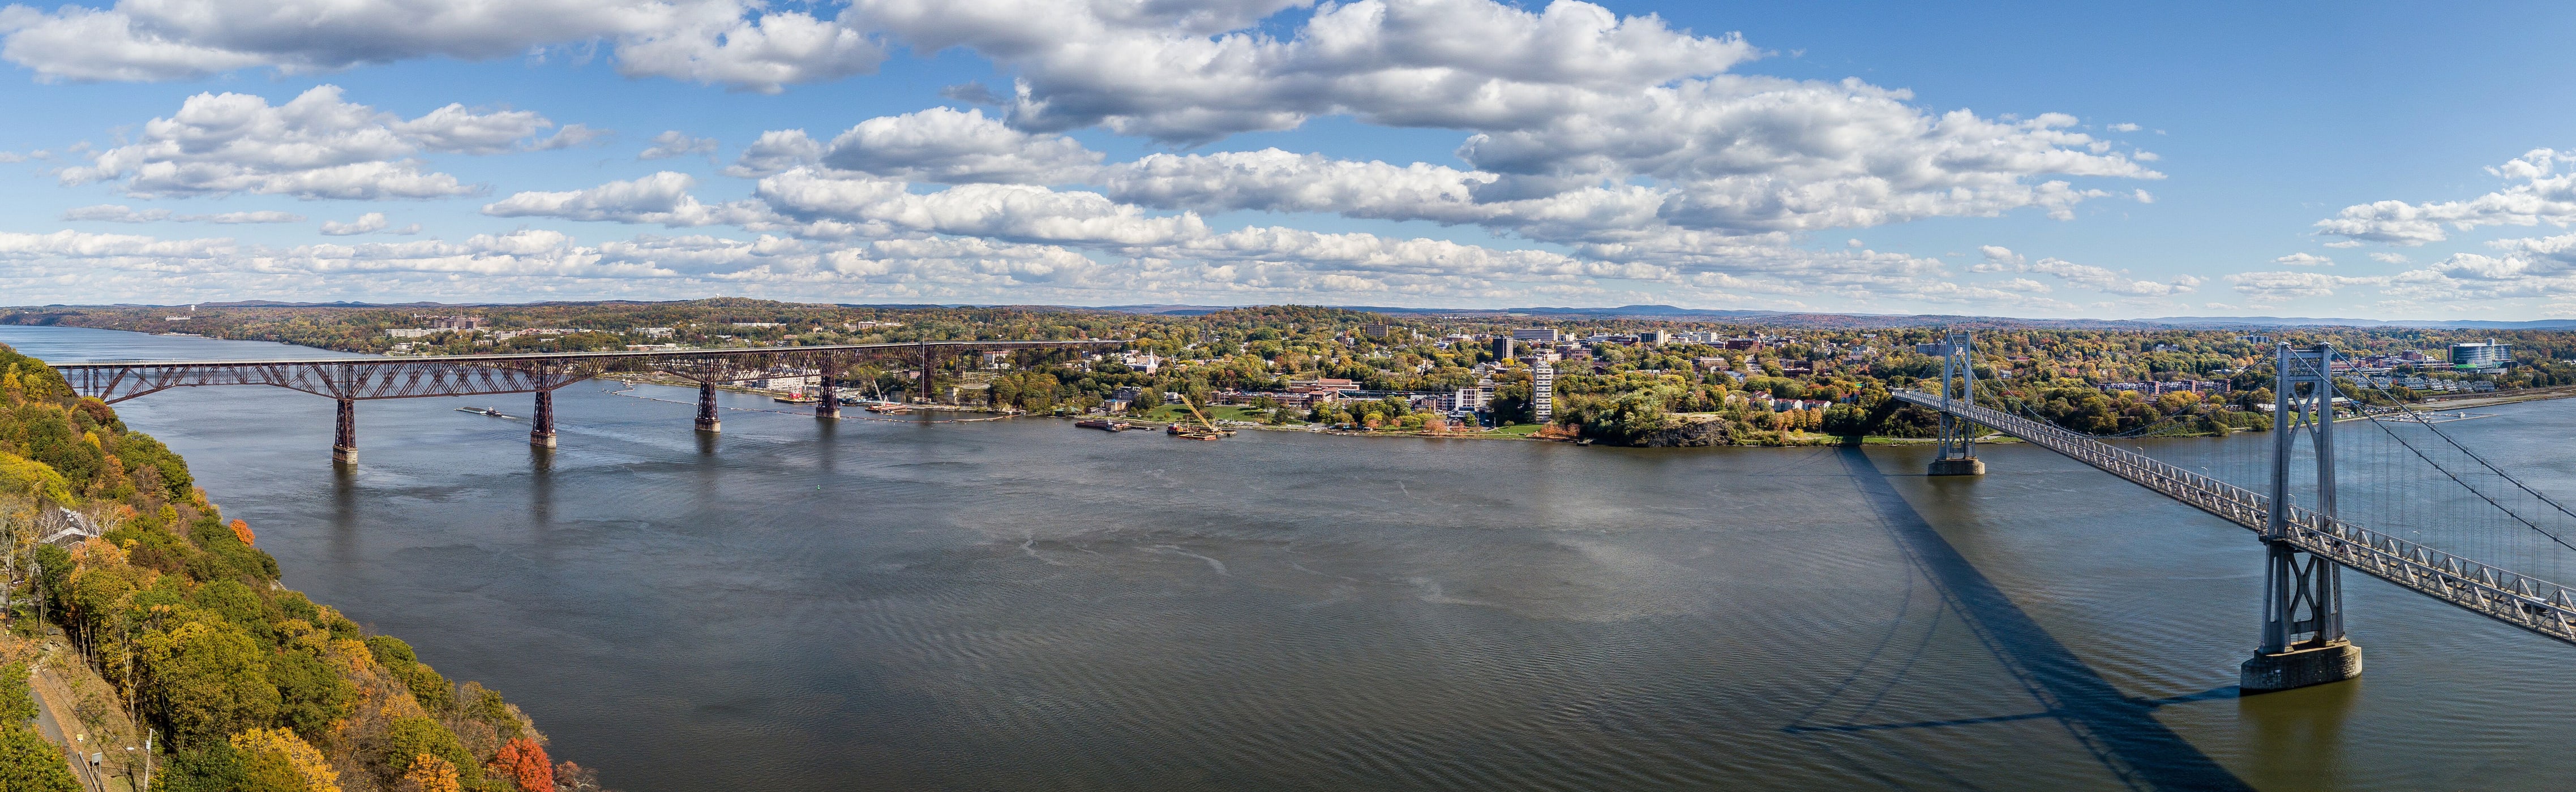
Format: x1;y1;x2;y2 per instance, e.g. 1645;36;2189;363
1511;328;1561;343
1532;363;1555;421
1492;335;1513;362
753;368;821;393
1452;386;1488;412
1636;329;1669;345
1360;324;1393;339
2450;339;2513;371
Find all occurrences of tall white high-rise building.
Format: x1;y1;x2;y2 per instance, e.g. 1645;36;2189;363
1532;363;1554;421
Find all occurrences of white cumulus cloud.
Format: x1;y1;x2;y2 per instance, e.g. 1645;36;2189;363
319;212;419;235
818;107;1101;184
61;204;302;223
2316;148;2576;246
638;131;719;160
0;0;881;93
59;85;579;200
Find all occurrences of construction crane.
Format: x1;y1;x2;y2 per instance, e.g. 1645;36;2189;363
1167;398;1233;440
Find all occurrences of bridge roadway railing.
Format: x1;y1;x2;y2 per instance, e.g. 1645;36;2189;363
1892;389;2576;647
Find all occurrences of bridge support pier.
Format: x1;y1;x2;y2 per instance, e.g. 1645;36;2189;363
2243;342;2360;694
530;389;557;448
816;364;841;419
695;380;721;433
331;398;358;464
1928;332;1984;476
2243;640;2361;692
918;341;937;404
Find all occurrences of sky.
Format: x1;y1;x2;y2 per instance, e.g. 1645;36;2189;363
3;1;2576;318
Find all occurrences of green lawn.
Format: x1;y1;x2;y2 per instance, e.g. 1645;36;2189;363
1488;423;1546;436
1139;404;1271;423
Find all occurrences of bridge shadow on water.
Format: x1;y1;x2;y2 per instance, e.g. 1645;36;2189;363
1799;448;2253;791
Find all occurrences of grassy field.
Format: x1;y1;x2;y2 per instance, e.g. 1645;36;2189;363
1139;404;1276;423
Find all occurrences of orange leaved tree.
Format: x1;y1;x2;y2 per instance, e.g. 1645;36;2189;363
491;737;555;792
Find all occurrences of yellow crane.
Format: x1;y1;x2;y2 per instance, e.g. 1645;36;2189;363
1168;398;1234;439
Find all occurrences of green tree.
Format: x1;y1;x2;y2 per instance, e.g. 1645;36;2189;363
139;619;281;747
0;664;32;725
401;663;453;713
268;651;354;739
153;743;249;792
0;725;76;791
383;717;478;785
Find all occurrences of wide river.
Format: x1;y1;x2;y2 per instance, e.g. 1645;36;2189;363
7;326;2575;791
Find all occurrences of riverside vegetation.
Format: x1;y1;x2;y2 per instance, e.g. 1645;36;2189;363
17;299;2576;447
0;343;605;791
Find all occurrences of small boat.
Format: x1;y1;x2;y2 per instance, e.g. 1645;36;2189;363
773;393;818;404
1076;419;1130;432
456;406;509;417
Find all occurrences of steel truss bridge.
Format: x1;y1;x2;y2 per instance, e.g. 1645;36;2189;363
1902;333;2576;693
51;339;1120;463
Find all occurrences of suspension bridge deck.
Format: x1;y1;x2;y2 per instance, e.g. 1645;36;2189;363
1891;389;2576;647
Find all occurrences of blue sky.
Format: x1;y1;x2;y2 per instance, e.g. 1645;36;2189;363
2;0;2573;318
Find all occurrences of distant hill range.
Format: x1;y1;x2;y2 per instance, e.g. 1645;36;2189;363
12;299;2576;330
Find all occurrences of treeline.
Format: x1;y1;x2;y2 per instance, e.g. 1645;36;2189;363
0;345;599;791
22;299;2576;447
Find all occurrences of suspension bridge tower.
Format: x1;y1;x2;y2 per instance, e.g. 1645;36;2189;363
1928;332;1985;476
2243;342;2362;691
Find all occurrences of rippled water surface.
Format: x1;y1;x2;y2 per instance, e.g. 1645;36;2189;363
9;325;2576;791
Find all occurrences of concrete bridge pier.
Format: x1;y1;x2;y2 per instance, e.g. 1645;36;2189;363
816;364;841;419
331;398;358;464
1927;457;1986;476
695;380;721;433
530;389;558;449
2242;641;2362;692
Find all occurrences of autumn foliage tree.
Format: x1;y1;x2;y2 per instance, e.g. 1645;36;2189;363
491;737;554;792
230;728;340;792
397;754;462;792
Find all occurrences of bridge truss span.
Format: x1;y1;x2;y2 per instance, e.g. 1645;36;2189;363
62;358;604;403
48;339;1124;463
1891;388;2576;648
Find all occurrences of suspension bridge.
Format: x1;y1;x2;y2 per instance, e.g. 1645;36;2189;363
48;339;1122;463
1901;332;2576;692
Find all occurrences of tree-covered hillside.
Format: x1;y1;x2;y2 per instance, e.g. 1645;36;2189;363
0;344;595;791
